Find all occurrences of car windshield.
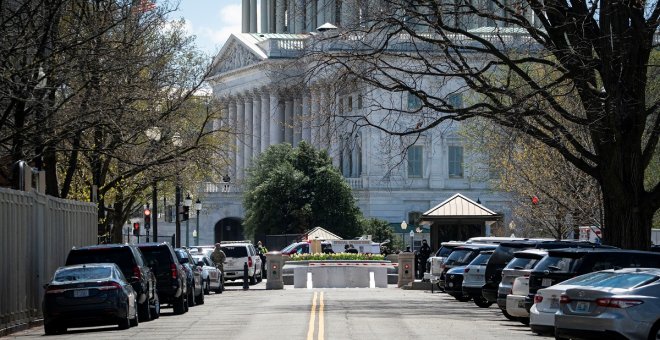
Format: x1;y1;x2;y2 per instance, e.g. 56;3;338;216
489;245;531;267
445;250;475;266
535;255;583;273
222;246;248;257
437;246;455;257
505;257;541;270
139;247;173;271
562;271;658;288
469;253;491;266
281;243;298;253
53;267;112;282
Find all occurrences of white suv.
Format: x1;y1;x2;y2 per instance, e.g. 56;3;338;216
221;241;263;284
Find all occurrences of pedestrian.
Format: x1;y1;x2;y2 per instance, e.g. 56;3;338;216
210;243;226;273
418;239;432;279
256;241;268;277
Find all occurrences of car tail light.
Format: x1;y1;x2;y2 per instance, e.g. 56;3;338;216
133;266;142;280
248;257;253;268
560;295;571;304
171;263;178;279
534;294;543;304
97;282;121;291
595;298;643;309
464;268;470;273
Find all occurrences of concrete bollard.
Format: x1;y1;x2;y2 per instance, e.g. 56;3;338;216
266;251;284;290
397;252;415;287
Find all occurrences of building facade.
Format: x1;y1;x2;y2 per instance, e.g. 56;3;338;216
192;0;515;247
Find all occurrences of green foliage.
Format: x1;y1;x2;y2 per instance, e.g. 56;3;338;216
360;218;396;243
243;141;363;239
287;253;385;261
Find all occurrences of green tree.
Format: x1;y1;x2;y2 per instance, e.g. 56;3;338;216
243;141;363;239
360;218;402;251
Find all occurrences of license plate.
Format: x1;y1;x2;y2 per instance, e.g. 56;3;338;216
542;278;552;287
550;298;559;309
575;301;590;313
73;289;89;298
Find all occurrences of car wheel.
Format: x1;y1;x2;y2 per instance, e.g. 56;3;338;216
215;278;224;294
649;320;660;340
118;306;131;330
204;279;211;295
173;294;186;315
150;293;160;319
184;294;190;312
500;308;517;321
130;303;139;327
195;287;205;305
454;294;471;302
138;299;151;322
473;296;493;308
187;285;196;307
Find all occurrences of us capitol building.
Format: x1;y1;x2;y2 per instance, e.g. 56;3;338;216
196;0;516;247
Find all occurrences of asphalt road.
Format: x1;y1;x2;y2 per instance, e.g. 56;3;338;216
6;280;548;340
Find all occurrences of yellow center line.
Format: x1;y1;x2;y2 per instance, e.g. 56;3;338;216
318;292;325;340
307;292;318;340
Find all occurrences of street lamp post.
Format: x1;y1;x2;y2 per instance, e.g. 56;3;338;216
194;198;202;246
184;194;192;247
400;221;408;250
172;132;183;247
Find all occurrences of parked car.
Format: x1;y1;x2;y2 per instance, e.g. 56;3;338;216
137;243;188;314
221;241;263;284
482;240;609;319
65;244;159;321
462;250;495;308
497;249;548;320
555;268;660;340
444;266;469;301
175;248;204;306
506;276;531;320
438;244;497;290
425;241;466;283
192;254;224;294
43;263;138;334
280;241;310;255
528;249;660;335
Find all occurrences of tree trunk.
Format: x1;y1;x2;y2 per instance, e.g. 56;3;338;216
601;193;652;250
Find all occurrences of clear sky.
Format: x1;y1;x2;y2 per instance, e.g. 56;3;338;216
170;0;242;56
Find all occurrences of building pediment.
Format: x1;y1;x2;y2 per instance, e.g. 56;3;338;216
211;35;266;77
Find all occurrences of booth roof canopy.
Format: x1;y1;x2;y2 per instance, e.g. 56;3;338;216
422;193;499;219
304;227;343;240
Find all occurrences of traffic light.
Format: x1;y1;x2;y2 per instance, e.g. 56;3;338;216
144;208;151;229
182;205;189;221
133;222;140;236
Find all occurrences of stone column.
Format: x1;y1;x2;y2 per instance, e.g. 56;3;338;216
252;94;261;158
261;0;269;32
293;96;303;145
295;0;305;33
319;90;330;151
269;0;277;32
276;0;286;32
242;0;250;32
270;92;284;144
260;91;270;152
236;98;245;180
244;95;254;170
302;92;311;142
287;0;295;32
228;99;237;178
306;0;317;32
310;89;321;148
250;0;258;32
317;0;325;26
284;96;294;144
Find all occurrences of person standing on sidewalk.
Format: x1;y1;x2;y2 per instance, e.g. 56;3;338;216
211;243;226;273
256;241;268;278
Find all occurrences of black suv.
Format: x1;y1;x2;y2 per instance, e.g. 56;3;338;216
137;243;188;314
482;240;611;319
175;248;204;306
65;244;159;321
526;248;660;312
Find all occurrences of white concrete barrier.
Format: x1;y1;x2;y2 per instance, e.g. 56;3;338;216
293;265;388;288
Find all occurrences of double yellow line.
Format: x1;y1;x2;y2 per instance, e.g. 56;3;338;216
307;291;325;340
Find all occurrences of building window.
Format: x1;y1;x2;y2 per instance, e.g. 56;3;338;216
407;93;422;111
447;93;463;108
348;96;353;112
407;145;423;178
357;94;363;109
408;211;422;227
448;145;464;178
338;98;344;115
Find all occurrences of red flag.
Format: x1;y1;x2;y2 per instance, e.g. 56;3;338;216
134;0;157;13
